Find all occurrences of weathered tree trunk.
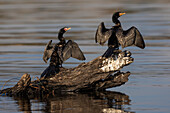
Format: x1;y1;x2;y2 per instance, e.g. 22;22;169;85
0;50;133;96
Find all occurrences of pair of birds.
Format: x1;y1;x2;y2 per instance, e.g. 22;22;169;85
40;12;145;78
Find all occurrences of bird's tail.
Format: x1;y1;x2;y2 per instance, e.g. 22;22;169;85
40;65;59;78
102;47;120;59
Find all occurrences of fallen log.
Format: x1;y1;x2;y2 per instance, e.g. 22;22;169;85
0;50;133;96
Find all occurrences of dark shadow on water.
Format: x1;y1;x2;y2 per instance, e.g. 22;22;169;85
12;91;134;113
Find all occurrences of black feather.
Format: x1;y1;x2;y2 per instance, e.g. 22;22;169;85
43;40;54;63
116;26;145;49
62;40;86;61
95;22;113;45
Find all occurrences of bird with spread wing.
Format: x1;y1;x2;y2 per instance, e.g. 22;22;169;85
95;12;145;58
41;27;86;78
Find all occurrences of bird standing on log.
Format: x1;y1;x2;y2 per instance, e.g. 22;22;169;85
95;12;145;58
41;27;86;78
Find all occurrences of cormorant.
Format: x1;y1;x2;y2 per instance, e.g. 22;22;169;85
95;12;145;58
41;27;86;78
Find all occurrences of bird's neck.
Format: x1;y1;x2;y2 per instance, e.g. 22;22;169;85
112;17;121;27
58;33;66;44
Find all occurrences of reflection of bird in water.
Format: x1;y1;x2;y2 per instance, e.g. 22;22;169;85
95;12;145;58
41;27;86;78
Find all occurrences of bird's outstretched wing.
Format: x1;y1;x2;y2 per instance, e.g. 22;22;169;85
62;40;86;61
116;26;145;49
43;40;54;63
95;22;113;45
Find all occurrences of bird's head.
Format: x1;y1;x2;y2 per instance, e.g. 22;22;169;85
112;12;126;24
59;27;71;34
58;27;71;40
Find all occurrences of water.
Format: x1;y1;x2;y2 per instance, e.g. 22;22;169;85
0;0;170;113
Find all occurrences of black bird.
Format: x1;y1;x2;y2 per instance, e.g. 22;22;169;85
41;27;86;78
95;12;145;58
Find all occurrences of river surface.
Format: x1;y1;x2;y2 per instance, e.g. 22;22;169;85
0;0;170;113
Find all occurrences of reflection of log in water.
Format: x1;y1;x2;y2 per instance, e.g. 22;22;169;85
13;96;31;113
13;91;134;113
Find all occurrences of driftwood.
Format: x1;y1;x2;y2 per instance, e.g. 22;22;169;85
0;50;133;96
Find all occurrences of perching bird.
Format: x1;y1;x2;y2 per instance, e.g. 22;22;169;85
41;27;86;78
95;12;145;58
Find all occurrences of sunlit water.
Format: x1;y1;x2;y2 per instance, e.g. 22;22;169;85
0;0;170;113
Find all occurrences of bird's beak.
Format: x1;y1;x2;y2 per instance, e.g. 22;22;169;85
64;27;71;31
119;12;126;16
